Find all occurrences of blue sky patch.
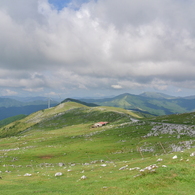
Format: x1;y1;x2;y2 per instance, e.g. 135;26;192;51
48;0;71;10
48;0;91;10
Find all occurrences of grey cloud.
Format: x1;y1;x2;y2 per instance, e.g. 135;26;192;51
92;0;195;31
0;0;44;23
1;0;195;96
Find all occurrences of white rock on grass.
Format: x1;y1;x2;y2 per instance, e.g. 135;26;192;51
129;167;140;171
101;164;107;167
190;152;195;157
55;172;63;177
162;165;167;168
24;173;32;177
58;163;65;167
157;158;163;162
81;175;87;180
139;164;158;173
119;165;128;170
172;155;177;159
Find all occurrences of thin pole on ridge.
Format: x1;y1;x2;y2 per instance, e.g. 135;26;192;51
48;97;50;108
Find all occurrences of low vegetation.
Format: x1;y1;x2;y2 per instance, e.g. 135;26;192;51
0;101;195;194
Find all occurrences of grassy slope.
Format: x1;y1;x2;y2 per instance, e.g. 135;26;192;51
146;112;195;125
0;102;141;138
0;114;26;128
0;103;195;194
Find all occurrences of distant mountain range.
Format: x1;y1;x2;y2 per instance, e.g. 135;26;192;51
79;92;195;116
2;92;195;121
0;96;59;120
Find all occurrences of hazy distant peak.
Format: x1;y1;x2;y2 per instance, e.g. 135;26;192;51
140;92;176;99
61;98;98;107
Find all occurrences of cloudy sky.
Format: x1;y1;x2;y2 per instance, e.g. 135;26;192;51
1;0;195;98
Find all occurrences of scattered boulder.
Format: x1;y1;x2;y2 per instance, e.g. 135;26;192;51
83;163;90;166
81;175;87;180
162;165;167;167
55;172;63;177
129;167;140;171
134;164;158;178
190;152;195;157
58;163;65;167
140;164;158;172
24;173;32;177
119;165;128;170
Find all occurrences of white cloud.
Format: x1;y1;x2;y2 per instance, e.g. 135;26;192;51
23;87;44;92
1;0;195;97
177;89;182;93
45;91;58;96
2;89;18;96
111;85;123;89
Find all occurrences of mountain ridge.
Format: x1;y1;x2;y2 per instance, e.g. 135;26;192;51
79;92;195;116
139;92;177;99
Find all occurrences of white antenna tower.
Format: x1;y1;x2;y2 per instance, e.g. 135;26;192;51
48;97;51;108
58;94;62;102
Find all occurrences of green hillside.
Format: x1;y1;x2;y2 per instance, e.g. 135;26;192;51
0;102;195;194
146;111;195;125
0;101;141;138
0;114;26;128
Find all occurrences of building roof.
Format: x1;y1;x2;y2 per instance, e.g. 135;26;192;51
96;122;108;125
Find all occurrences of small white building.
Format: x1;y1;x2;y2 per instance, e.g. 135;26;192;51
92;122;109;128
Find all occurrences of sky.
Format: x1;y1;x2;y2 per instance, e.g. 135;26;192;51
1;0;195;98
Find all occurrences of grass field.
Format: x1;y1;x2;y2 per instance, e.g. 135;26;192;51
1;102;195;194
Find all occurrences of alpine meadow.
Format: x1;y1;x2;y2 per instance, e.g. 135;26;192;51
0;100;195;194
